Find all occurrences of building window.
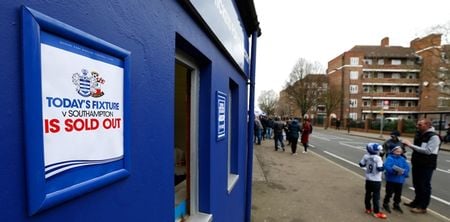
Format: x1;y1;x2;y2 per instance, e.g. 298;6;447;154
349;112;358;120
391;100;399;107
363;86;370;93
406;59;414;65
377;73;384;78
350;99;357;108
363;72;372;79
363;101;371;107
350;57;359;65
392;73;400;79
349;85;358;94
391;86;399;92
438;98;450;107
350;71;359;80
378;59;384;65
391;59;401;65
407;73;416;79
364;59;372;65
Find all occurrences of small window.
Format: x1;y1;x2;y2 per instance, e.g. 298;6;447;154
406;59;414;65
349;112;357;120
377;73;384;79
391;86;399;92
364;59;372;65
349;85;358;94
391;59;401;65
350;71;359;80
378;59;384;65
391;101;399;107
363;86;370;93
349;99;357;108
350;57;359;65
392;73;400;79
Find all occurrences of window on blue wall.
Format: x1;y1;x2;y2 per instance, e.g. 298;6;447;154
227;79;239;192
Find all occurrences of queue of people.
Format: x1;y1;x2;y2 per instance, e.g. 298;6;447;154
254;115;313;155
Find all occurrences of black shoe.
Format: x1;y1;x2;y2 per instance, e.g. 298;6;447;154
393;205;403;214
403;202;416;208
383;203;391;213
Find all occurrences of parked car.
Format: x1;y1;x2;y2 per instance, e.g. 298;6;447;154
432;120;448;130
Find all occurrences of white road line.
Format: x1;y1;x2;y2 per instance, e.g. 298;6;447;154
436;168;450;174
408;187;450;206
323;150;361;168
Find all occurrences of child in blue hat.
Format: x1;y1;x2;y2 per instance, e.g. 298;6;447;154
382;146;410;214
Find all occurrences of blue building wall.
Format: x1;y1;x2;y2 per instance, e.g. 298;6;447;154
0;1;253;221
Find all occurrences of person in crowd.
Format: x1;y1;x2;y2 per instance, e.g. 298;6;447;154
381;130;406;159
287;118;301;155
254;116;263;145
300;118;312;153
382;146;410;214
336;119;341;130
260;115;268;141
272;116;285;151
266;117;274;139
359;142;387;219
285;118;292;145
402;118;440;214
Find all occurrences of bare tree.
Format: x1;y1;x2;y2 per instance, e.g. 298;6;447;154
319;87;342;129
284;58;324;117
257;90;278;116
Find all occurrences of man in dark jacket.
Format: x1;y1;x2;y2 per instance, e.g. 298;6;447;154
402;118;440;214
272;116;285;151
287;119;301;155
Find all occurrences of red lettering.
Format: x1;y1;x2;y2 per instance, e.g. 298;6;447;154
64;118;100;132
44;119;60;133
102;118;121;129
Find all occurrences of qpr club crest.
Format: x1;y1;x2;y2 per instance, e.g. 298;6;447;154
72;69;106;97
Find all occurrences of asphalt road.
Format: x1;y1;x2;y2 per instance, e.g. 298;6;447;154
309;128;450;219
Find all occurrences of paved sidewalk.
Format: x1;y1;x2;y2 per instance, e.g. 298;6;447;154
251;135;449;222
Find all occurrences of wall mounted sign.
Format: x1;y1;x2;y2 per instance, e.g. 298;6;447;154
22;7;131;215
216;91;227;140
190;0;249;74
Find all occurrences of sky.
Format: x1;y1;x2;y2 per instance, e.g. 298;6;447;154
253;0;450;103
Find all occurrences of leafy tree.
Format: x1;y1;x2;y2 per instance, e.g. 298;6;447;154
257;90;278;116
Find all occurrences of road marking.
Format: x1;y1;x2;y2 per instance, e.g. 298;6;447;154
436;168;450;174
323;150;361;168
339;141;367;151
408;187;450;206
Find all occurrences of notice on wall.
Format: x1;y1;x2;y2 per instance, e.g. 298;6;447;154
216;91;227;140
23;7;130;215
41;32;125;179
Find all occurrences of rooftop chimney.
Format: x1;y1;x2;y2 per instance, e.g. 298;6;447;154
381;37;389;47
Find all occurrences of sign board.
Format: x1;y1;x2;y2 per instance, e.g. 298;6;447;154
23;7;130;215
216;91;227;140
190;0;249;73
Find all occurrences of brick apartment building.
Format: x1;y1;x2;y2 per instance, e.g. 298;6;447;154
327;34;450;126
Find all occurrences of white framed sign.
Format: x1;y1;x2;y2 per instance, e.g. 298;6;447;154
22;7;131;215
216;91;227;140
